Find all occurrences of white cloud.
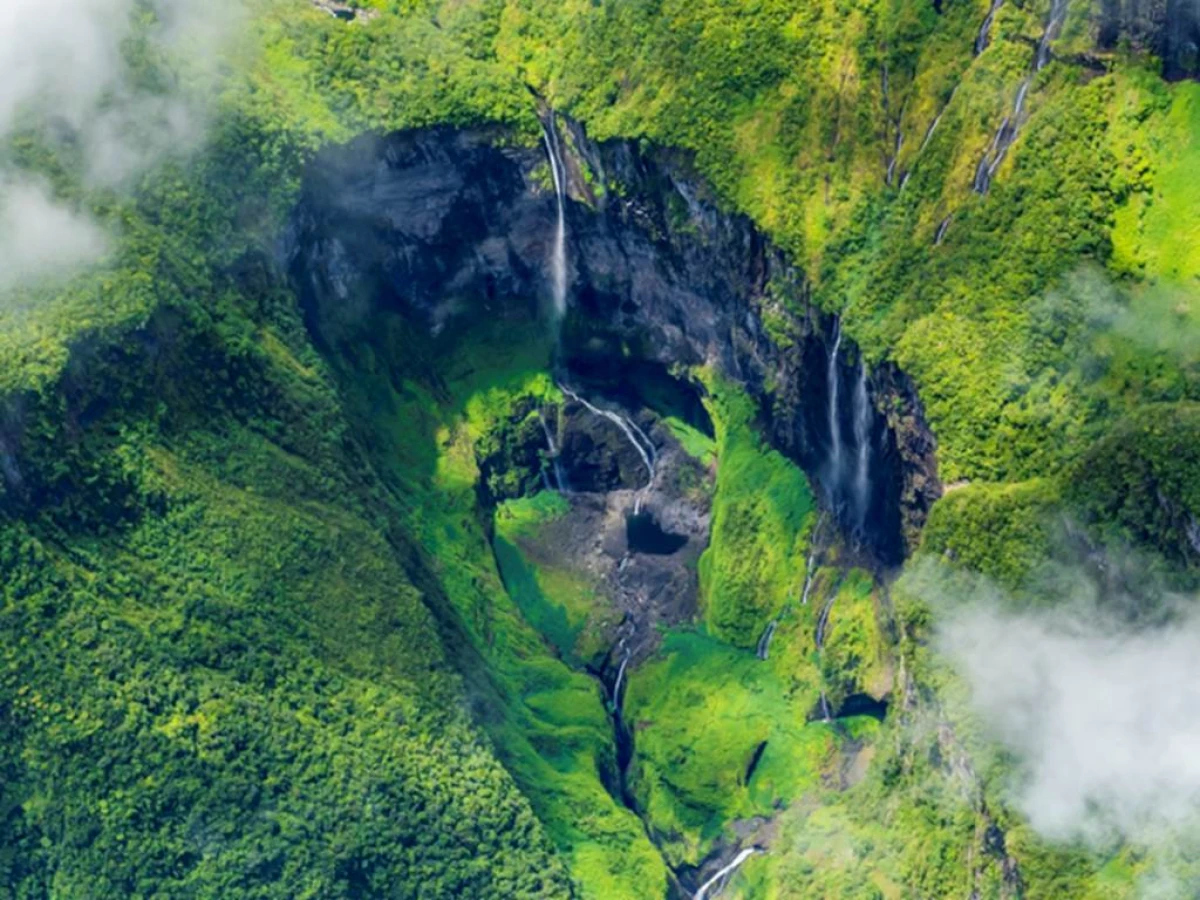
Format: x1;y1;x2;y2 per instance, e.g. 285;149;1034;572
933;566;1200;847
0;178;108;289
0;0;241;292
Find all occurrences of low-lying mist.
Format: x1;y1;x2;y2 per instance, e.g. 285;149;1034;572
0;0;241;292
908;548;1200;893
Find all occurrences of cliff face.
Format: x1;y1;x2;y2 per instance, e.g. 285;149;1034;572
1098;0;1200;79
285;123;941;565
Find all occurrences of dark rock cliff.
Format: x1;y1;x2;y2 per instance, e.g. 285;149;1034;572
284;123;942;564
1098;0;1200;79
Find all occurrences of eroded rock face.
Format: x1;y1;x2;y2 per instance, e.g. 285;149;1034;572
479;387;714;664
1098;0;1200;80
284;123;941;564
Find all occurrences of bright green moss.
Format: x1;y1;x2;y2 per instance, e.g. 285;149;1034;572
494;495;618;666
625;629;837;867
697;376;816;646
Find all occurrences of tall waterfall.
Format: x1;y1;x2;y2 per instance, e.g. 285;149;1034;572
541;115;569;318
853;362;871;526
827;321;844;482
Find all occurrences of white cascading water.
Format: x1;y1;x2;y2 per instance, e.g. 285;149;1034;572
694;847;763;900
975;0;1004;54
853;362;871;527
918;108;944;154
538;411;568;492
815;587;838;721
757;514;824;662
755;620;777;661
611;619;634;710
885;129;903;187
973;0;1068;194
1035;0;1069;71
558;384;656;513
541;115;568;319
900;84;959;192
934;215;952;245
826;320;844;484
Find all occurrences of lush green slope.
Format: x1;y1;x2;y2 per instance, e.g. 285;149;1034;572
2;0;1199;897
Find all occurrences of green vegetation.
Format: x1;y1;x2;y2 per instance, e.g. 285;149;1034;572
698;376;816;646
2;0;1199;896
625;630;837;868
494;493;619;666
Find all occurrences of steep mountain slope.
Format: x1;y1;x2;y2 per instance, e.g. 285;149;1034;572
1;0;1198;897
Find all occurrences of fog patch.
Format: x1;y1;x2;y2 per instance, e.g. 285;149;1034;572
0;0;241;292
0;179;108;289
911;555;1200;854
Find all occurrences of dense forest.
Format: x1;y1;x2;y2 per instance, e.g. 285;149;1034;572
1;0;1199;896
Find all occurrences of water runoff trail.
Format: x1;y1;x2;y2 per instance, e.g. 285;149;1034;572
757;513;826;661
557;384;658;513
973;0;1069;194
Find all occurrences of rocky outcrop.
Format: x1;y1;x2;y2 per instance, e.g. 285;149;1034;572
1097;0;1200;79
285;123;941;565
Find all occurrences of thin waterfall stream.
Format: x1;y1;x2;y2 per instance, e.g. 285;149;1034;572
693;847;763;900
853;362;871;530
756;513;826;661
558;384;657;513
934;215;953;245
975;0;1004;54
973;0;1068;194
540;114;569;318
827;320;844;484
815;587;838;722
899;85;957;191
538;410;568;493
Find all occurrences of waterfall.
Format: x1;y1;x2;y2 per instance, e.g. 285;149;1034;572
885;129;903;186
611;620;634;710
973;0;1068;194
815;592;836;650
975;0;1004;54
934;215;952;245
559;384;656;512
1035;0;1069;71
815;590;838;722
853;362;871;527
799;518;823;606
758;515;825;662
538;411;568;492
541;115;568;318
755;620;777;661
694;847;763;900
918;112;942;155
826;321;844;484
819;692;833;722
901;86;957;192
